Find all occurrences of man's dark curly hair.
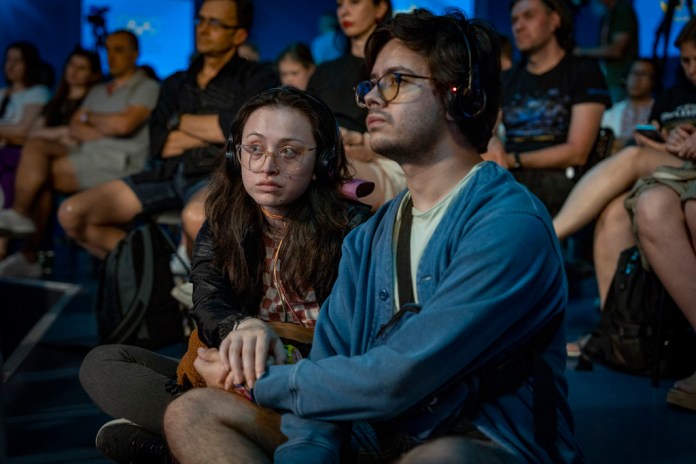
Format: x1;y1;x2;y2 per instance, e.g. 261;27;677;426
364;8;501;153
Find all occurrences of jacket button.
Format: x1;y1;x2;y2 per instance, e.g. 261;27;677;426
379;289;389;301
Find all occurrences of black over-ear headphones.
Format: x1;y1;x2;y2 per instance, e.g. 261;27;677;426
225;86;342;181
448;20;487;119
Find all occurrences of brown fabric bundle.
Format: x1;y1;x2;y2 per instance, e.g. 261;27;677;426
176;328;208;388
175;322;315;389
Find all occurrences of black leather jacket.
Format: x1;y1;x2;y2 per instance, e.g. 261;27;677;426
190;201;371;347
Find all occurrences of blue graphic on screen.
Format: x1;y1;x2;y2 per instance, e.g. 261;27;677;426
392;0;474;15
636;0;693;57
81;0;194;79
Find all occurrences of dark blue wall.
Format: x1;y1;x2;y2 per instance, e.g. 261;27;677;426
0;0;81;88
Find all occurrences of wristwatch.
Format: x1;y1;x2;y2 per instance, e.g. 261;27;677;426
166;113;181;131
511;151;522;170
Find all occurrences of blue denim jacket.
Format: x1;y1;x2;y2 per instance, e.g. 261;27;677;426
254;162;583;463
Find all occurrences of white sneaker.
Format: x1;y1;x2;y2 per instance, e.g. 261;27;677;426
0;209;36;236
0;252;42;278
171;282;193;309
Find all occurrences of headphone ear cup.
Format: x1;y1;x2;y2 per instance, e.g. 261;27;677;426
449;82;486;119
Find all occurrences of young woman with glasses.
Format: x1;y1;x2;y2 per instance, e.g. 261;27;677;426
78;87;371;463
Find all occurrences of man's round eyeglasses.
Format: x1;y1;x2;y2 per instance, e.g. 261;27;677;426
237;144;315;174
194;15;238;31
354;72;433;108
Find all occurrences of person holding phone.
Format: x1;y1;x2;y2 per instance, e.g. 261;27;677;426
554;16;696;324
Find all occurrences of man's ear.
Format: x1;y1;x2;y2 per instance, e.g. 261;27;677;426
233;28;249;47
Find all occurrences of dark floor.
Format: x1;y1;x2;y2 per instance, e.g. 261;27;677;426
1;239;695;463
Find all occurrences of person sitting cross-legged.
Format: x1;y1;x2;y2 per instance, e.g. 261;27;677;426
78;86;371;463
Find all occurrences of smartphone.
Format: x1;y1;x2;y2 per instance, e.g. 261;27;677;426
634;124;665;143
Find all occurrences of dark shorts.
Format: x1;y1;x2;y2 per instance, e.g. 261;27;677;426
124;161;208;216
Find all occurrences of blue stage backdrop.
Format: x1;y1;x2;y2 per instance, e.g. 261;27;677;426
636;0;693;58
81;0;195;79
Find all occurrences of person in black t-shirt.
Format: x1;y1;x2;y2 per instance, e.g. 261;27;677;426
487;0;611;217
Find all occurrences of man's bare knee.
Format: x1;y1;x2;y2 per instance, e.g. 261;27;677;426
634;187;676;237
164;388;209;439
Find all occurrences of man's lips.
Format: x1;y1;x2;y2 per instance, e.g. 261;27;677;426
366;114;386;128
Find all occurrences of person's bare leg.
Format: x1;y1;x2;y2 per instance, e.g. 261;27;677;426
180;187;207;258
20;155;82;263
12;138;69;217
58;180;143;259
593;193;634;308
19;189;52;263
635;191;696;395
554;146;682;240
164;388;285;464
635;189;696;330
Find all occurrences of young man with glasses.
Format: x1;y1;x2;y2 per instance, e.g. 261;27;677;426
58;0;278;262
164;8;583;464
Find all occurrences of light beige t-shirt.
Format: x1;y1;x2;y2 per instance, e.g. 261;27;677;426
392;163;483;312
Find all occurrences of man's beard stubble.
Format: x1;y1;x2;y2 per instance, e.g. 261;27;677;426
368;111;443;166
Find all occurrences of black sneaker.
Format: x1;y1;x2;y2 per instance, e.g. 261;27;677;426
95;418;170;464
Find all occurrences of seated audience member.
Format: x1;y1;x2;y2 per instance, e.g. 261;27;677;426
164;9;582;463
0;31;159;278
58;0;278;261
0;41;51;147
0;47;99;260
486;0;610;217
307;0;405;211
79;87;371;463
601;58;658;153
0;41;51;226
276;43;315;90
554;16;696;307
630;125;696;412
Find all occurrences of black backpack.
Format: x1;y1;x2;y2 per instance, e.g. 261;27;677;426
96;221;185;349
582;246;696;378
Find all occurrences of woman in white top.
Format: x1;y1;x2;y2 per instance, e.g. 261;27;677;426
0;41;51;146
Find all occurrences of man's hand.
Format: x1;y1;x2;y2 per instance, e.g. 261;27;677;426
634;131;667;152
194;347;230;389
161;130;207;158
666;124;696;159
341;127;376;162
218;318;286;389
